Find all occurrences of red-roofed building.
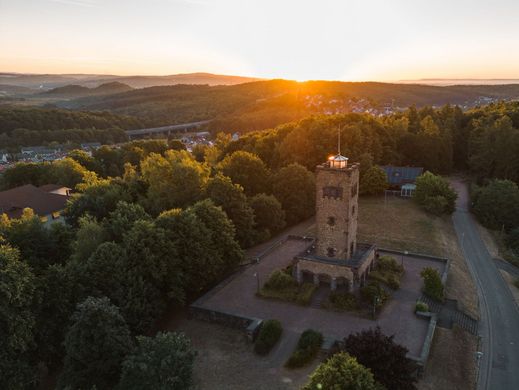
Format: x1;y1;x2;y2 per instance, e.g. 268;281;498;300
0;184;70;225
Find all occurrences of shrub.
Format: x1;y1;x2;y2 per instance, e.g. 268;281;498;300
327;291;359;311
413;171;457;215
254;319;283;355
514;279;519;290
420;267;444;301
264;270;297;290
286;329;323;368
506;228;519;253
377;256;403;274
415;301;429;313
360;282;389;307
387;275;400;290
295;283;318;305
423;195;449;216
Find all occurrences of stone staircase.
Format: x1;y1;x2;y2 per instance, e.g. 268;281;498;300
419;294;478;335
310;286;329;308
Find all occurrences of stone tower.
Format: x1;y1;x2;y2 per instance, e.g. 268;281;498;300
315;154;359;260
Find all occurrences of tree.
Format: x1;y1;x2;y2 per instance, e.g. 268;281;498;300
0;242;37;390
249;193;286;238
360;165;388;195
105;200;151;241
205;174;256;247
218;151;270;196
64;179;133;225
420;267;444;302
506;227;519;253
141;150;209;213
156;209;218;296
472;180;519;230
413;171;457;215
340;327;417;390
70;215;108;263
272;163;315;225
118;332;196;390
93;145;124;177
303;352;381;390
67;149;102;174
47;157;98;189
58;297;134;390
188;199;244;271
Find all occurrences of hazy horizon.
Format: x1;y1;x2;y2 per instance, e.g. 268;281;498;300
2;0;519;81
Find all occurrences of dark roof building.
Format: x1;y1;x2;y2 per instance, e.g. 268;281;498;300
381;166;424;186
0;184;69;220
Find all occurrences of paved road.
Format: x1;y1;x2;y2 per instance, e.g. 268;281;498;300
450;179;519;390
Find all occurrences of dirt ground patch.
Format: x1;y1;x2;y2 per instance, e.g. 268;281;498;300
418;326;478;390
164;317;317;390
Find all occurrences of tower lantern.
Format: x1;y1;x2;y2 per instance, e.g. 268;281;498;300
328;154;348;169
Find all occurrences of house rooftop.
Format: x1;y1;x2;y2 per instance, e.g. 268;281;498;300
381;166;423;186
0;184;69;219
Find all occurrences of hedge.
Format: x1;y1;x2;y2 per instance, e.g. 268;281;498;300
285;329;323;368
254;320;283;355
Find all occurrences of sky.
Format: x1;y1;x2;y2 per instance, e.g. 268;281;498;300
1;0;519;81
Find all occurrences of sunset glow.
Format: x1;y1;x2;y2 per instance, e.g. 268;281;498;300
1;0;519;81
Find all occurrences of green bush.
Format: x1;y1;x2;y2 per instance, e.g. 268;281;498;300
423;195;449;216
264;270;297;290
285;329;323;368
420;267;444;301
387;275;400;290
506;228;519;253
327;291;359;311
360;282;389;307
377;256;403;274
295;283;318;305
415;301;429;312
254;319;283;355
514;279;519;290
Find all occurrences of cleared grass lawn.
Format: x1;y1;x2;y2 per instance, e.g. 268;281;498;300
357;196;443;256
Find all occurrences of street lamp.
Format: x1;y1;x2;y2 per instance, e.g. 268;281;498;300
401;250;409;268
253;272;260;293
372;295;380;319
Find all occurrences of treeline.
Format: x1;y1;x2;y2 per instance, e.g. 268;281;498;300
0;127;128;149
0;107;143;133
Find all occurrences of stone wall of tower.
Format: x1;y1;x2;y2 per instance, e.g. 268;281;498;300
315;162;359;259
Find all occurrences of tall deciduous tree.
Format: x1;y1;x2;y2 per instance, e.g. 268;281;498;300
0;242;37;390
141;150;209;213
205;174;256;247
249;193;286;238
303;352;381;390
118;332;196;390
58;297;134;390
340;327;418;390
218;151;270;196
272;163;315;225
360;165;388;195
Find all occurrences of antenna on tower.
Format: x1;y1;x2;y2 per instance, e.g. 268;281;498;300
338;125;341;155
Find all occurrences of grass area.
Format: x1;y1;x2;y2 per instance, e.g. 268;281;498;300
258;269;317;305
357;196;444;256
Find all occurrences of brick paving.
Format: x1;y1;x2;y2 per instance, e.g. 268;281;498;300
198;234;445;358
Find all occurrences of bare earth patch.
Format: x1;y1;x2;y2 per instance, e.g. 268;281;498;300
165;318;317;390
418;326;477;390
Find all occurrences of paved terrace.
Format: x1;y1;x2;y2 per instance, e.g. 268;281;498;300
197;236;445;358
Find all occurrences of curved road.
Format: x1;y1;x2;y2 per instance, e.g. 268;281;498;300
450;179;519;390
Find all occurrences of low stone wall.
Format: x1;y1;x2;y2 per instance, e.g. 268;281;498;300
413;311;438;376
189;304;263;342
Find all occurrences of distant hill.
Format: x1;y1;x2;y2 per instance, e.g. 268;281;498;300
0;84;37;96
58;79;519;132
42;81;133;97
0;72;262;89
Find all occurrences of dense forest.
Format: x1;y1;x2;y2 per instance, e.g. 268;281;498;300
0;107;143;148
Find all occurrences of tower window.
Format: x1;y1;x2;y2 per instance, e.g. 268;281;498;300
323;186;343;199
327;216;336;226
327;247;336;257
